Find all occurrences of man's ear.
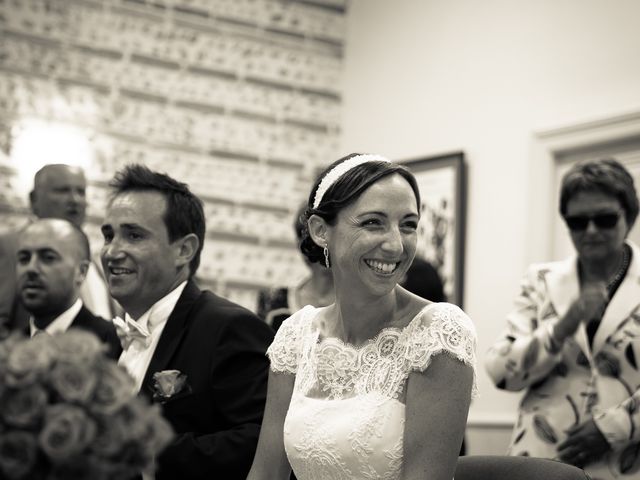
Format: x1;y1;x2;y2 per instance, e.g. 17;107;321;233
174;233;200;268
307;214;330;248
75;259;90;286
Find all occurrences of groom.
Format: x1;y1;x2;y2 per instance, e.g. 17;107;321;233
100;164;274;480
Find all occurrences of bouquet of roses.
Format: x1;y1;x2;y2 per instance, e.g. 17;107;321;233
0;329;173;480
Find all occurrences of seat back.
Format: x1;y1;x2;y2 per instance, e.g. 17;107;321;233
455;455;591;480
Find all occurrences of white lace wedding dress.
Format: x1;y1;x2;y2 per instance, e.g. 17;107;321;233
267;302;477;480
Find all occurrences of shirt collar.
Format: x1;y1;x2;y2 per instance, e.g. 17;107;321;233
30;298;83;337
124;281;188;334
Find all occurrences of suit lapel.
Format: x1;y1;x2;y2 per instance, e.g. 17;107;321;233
141;281;202;398
592;241;640;353
545;255;592;357
21;321;29;337
70;305;94;328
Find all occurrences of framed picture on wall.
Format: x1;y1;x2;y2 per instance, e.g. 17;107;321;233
401;152;466;307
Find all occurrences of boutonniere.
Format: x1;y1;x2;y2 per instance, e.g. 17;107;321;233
152;370;190;403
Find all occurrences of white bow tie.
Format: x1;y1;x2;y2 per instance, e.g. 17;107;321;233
112;316;151;350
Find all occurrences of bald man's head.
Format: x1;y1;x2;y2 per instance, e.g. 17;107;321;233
30;164;87;227
16;218;91;319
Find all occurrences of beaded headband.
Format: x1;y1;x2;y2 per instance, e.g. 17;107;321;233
312;154;391;209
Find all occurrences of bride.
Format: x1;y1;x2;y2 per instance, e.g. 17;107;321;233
247;154;477;480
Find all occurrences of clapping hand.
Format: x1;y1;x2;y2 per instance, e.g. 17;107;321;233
578;282;609;318
553;282;608;342
557;419;610;467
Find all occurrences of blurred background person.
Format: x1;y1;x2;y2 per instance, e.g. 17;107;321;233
485;159;640;479
16;218;120;358
400;255;446;303
257;203;334;332
0;163;115;336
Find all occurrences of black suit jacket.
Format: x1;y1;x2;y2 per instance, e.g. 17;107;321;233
144;281;274;480
70;305;121;360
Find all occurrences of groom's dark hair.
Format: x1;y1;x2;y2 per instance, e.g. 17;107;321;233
108;164;206;276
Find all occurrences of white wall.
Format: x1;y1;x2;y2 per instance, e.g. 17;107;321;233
341;0;640;452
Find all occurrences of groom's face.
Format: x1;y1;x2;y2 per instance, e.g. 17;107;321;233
100;191;181;318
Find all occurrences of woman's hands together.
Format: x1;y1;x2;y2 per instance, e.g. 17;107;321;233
557;419;610;467
552;282;608;343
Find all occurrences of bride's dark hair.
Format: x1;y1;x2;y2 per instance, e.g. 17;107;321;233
299;153;421;265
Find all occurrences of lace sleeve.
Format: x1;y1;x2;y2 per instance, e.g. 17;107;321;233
266;306;310;374
406;303;478;395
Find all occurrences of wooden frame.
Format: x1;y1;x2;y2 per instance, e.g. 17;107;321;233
402;151;467;307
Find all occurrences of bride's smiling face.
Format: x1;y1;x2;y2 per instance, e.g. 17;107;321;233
326;174;420;297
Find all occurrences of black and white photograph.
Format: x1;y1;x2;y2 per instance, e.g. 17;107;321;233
0;1;639;479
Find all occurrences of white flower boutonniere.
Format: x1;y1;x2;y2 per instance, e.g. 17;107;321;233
152;370;190;403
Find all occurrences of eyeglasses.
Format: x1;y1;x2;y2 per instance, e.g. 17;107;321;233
563;211;622;231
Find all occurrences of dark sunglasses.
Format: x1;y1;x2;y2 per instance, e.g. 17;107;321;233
563;211;621;231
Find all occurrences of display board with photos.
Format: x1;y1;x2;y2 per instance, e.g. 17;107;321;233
0;0;347;311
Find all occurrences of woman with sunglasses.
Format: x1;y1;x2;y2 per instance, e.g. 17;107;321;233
486;158;640;479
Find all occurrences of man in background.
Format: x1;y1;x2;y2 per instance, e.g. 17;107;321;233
101;164;273;479
16;218;120;358
400;255;446;303
0;164;114;334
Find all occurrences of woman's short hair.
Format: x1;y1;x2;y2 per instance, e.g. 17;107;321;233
299;153;421;265
559;158;639;229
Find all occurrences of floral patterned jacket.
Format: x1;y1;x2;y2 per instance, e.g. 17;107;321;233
486;241;640;479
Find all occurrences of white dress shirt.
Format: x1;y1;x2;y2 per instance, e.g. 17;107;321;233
118;281;187;393
30;298;83;337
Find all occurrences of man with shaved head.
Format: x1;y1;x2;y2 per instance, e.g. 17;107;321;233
16;218;120;357
30;163;87;227
0;164;115;336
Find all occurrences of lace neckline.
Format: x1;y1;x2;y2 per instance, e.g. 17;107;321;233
309;302;439;351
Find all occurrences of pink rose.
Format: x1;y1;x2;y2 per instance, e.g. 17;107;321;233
106;439;151;476
89;361;135;415
5;335;57;387
39;404;97;461
105;402;157;473
54;329;105;364
142;403;174;454
114;397;153;441
49;361;98;403
152;369;189;401
93;399;172;476
0;332;24;366
1;383;48;428
117;399;174;461
90;415;129;457
0;335;26;397
0;431;38;479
